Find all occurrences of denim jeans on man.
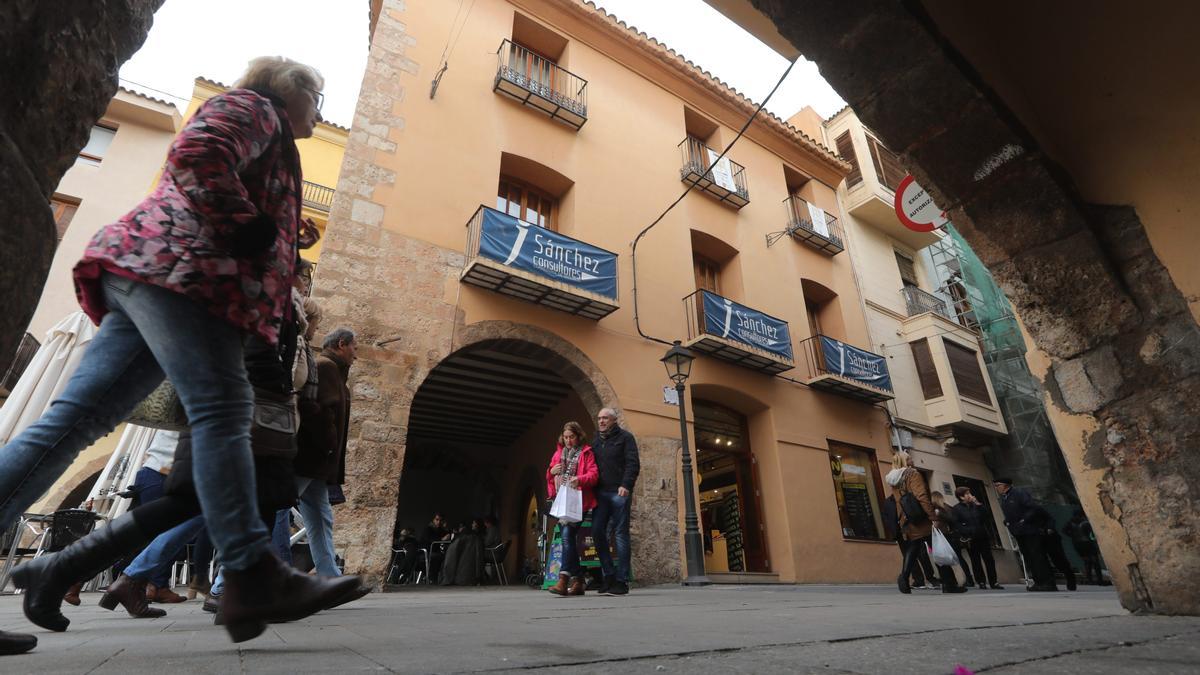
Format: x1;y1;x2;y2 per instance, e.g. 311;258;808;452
590;489;631;582
272;507;294;564
123;515;206;584
295;476;339;576
0;273;269;570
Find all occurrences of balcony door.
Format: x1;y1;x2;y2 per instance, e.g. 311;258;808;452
693;254;721;336
497;176;556;231
695;400;769;574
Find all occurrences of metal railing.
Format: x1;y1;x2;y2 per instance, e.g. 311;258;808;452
797;334;891;392
682;289;789;346
495;39;588;118
464;206;486;264
784;195;844;247
302;180;335;212
902;285;952;320
679;136;749;201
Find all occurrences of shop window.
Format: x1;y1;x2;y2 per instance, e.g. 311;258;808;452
945;340;992;404
866;133;905;191
909;338;943;399
50;195;81;241
828;442;887;541
834;131;863;187
895;250;919;288
78;124;116;165
497;176;557;231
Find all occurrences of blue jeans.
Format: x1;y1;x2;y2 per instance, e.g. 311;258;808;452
560;523;582;576
272;508;293;564
296;476;339;576
0;273;268;570
123;515;206;584
591;489;631;582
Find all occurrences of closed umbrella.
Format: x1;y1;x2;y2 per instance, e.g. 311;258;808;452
0;311;97;444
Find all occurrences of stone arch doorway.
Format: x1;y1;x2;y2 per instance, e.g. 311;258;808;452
390;325;620;583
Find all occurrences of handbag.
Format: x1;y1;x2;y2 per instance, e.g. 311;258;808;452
126;380;189;431
549;485;583;524
249;387;298;460
900;491;928;526
930;528;959;566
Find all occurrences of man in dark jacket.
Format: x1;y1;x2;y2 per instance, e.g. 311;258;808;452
293;327;356;578
994;478;1055;591
952;487;1002;589
1031;505;1078;591
589;407;639;596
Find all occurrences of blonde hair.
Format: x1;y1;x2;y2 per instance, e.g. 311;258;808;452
891;450;911;471
931;491;947;508
235;56;324;102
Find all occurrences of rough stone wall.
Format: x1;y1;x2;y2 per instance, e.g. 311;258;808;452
1;0;164;375
752;0;1200;613
629;436;683;585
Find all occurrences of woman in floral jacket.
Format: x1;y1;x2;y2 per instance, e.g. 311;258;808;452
0;57;355;648
546;421;599;597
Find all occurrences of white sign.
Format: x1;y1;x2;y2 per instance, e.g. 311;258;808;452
663;386;680;406
894;175;949;233
842;464;867;476
806;202;830;237
706;148;737;193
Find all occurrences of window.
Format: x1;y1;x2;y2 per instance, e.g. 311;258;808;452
496;176;556;231
801;279;843;340
909;338;944;399
945;340;992;404
79;124;116;164
50;196;81;241
895;251;919;288
828;442;887;540
693;254;721;293
867;134;906;192
834;131;862;187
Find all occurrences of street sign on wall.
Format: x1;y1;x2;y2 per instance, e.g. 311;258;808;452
894;175;949;233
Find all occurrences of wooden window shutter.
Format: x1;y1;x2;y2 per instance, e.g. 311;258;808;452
867;136;905;191
909;338;943;399
894;251;918;287
834;132;862;187
50;197;80;242
944;340;991;404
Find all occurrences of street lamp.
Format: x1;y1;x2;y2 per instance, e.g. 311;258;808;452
661;340;710;586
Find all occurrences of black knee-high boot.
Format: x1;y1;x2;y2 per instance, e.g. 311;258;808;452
897;540;918;594
11;514;153;631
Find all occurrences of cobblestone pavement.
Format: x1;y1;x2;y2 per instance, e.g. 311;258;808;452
1;584;1197;673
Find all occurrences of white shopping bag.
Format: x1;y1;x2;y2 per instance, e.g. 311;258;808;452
550;485;583;524
929;528;959;567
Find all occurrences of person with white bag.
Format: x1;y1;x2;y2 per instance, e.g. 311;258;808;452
885;451;968;595
546;421;598;597
930;491;970;593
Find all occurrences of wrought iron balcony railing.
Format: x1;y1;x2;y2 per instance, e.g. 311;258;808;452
494;39;588;130
679;137;750;208
783;195;844;255
798;334;894;402
683;289;793;374
902;285;952;320
301;180;335;212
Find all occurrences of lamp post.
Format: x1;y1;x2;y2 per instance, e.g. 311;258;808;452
661;340;710;586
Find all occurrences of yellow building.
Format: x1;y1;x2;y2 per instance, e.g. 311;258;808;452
315;0;958;585
22;79;348;516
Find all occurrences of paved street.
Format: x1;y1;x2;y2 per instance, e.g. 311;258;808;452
1;584;1198;674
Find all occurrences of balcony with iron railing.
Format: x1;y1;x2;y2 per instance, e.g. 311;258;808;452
798;334;894;403
301;180;335;212
783;195;844;255
493;39;588;130
901;285;952;321
679;137;750;208
461;205;618;320
683;289;793;375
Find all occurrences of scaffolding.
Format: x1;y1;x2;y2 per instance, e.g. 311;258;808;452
922;226;1077;505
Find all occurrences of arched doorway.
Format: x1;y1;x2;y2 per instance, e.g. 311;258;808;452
392;336;612;581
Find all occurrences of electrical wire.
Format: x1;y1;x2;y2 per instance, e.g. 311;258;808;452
430;0;476;99
118;78;191;103
630;56;799;346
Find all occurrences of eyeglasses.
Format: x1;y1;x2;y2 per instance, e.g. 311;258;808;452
305;87;325;113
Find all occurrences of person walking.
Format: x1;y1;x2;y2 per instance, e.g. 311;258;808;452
883;493;936;589
951;486;1002;589
292;327;356;579
1033;505;1078;591
1063;509;1106;585
589;408;639;596
546;421;599;597
994;478;1057;591
930;491;970;593
1;56;360;648
885;452;967;594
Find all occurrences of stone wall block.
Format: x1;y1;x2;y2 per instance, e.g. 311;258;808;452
853;56;982;155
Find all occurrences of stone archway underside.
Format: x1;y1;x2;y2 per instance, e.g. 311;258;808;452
750;0;1200;613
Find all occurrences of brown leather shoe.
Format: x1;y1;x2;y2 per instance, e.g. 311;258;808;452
146;583;187;604
547;573;570;596
98;575;167;619
62;582;83;607
219;551;362;643
567;576;586;596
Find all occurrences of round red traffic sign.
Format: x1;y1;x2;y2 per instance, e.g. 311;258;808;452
894;175;948;233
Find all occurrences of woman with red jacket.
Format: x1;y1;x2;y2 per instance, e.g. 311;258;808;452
546;421;599;597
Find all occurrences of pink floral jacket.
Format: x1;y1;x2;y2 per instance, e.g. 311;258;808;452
73;89;302;345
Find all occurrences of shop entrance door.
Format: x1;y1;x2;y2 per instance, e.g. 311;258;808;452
693;399;769;573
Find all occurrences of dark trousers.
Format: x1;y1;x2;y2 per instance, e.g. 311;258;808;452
965;537;998;586
954;544;976;585
899;538;936;586
1015;533;1055;587
591;489;632;583
901;536;960;591
1072;543;1103;583
1042;533;1076;588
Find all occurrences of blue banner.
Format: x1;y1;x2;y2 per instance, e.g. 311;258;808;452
701;290;793;360
477;208;618;300
819;336;892;392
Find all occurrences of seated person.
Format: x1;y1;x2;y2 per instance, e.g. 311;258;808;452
483;516;501;550
422;513;451;582
440;518;484;586
388;527;420;583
